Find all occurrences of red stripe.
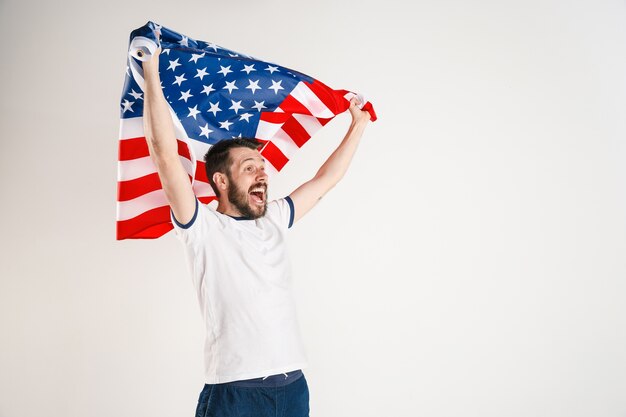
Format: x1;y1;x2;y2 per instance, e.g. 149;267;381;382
259;112;291;123
260;141;289;171
195;160;208;182
127;223;173;239
119;137;191;161
117;173;163;202
305;80;348;115
278;95;312;115
177;140;191;160
281;118;310;148
119;137;149;160
198;196;217;205
116;206;173;240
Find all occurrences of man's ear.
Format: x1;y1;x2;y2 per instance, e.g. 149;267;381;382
213;172;228;192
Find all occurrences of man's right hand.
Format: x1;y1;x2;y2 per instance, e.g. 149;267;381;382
142;46;161;75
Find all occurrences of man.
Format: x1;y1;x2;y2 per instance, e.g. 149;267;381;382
142;47;370;417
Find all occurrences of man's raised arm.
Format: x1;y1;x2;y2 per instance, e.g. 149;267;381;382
288;98;371;223
142;48;196;225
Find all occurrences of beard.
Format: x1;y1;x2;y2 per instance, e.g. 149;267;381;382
227;174;267;219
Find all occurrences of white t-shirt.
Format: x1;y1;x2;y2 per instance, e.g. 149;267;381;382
170;196;309;384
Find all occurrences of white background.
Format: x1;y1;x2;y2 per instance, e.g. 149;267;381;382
1;1;625;416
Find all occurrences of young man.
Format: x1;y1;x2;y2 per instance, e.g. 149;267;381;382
142;48;370;417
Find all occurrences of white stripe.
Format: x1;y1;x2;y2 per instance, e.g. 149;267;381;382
120;115;192;142
117;180;216;222
117;189;169;221
255;119;283;141
271;129;299;159
289;82;334;118
120;117;144;140
117;155;194;182
292;114;323;137
193;181;215;197
188;138;211;162
343;91;357;101
117;156;155;182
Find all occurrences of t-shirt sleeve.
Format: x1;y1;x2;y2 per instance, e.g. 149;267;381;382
266;196;295;230
170;198;213;245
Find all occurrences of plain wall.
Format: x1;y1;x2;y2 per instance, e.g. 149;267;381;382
1;0;625;416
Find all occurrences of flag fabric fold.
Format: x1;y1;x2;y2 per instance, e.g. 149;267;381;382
117;21;377;240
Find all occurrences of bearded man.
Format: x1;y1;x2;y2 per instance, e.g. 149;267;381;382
142;47;371;417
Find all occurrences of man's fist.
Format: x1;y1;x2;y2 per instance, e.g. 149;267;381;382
348;97;371;125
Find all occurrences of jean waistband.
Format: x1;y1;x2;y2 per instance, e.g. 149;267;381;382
222;369;303;388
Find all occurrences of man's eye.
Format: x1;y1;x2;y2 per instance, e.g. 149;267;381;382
246;166;253;171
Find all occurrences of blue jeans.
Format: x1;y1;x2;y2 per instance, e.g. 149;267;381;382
195;370;310;417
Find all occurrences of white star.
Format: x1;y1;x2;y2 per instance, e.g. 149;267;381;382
179;90;193;102
199;123;213;138
179;36;189;47
265;65;279;74
167;58;181;71
188;105;201;120
207;101;221;116
252;100;266;112
219;120;233;130
269;80;284;94
195;67;209;80
207;42;219;51
223;80;238;94
122;99;134;113
201;83;215;96
129;89;143;100
241;64;256;74
229;99;244;114
228;53;239;57
161;49;170;55
189;53;205;63
239;112;253;122
218;65;233;76
173;74;187;86
245;79;261;94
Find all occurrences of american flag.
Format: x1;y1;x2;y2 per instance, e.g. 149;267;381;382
117;21;377;240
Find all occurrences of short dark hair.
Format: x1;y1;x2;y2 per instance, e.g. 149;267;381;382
204;138;263;197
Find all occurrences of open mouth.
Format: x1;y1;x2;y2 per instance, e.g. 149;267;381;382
249;186;266;206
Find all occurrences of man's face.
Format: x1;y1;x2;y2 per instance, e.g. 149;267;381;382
225;147;268;219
